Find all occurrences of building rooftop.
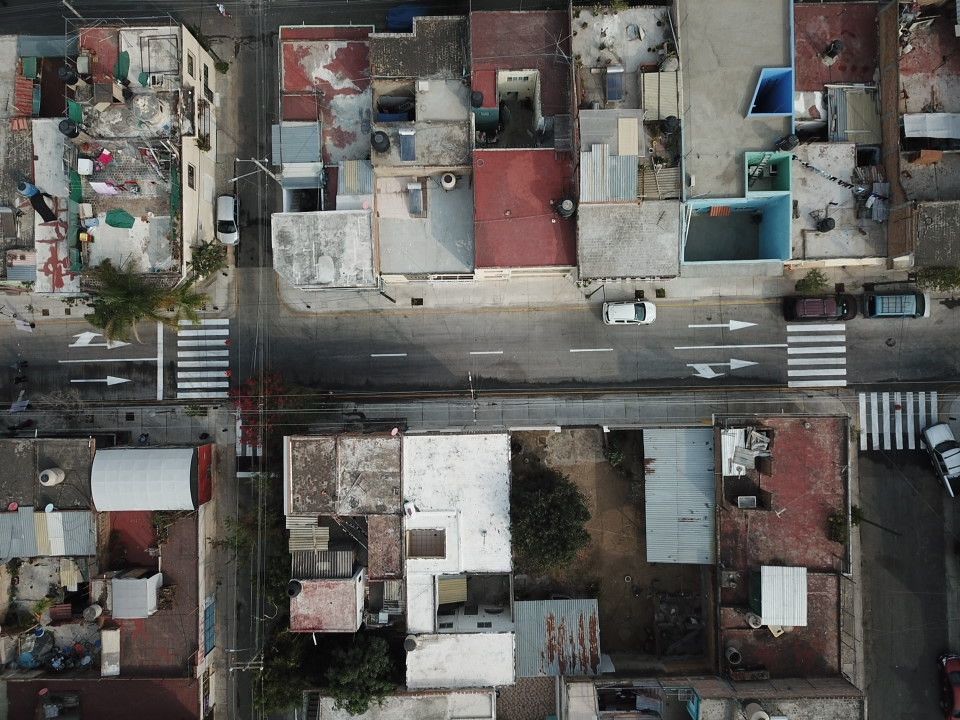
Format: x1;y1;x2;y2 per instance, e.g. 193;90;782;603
284;435;402;516
6;678;199;720
791;143;886;259
718;416;847;678
369;17;468;79
115;513;198;676
0;438;95;510
571;5;675;109
794;3;878;91
406;633;516;689
368;514;402;579
473;149;576;268
271;210;376;289
678;0;792;197
313;690;496;720
290;571;364;633
514;599;601;678
901;152;960;201
699;696;863;720
914;200;960;267
470;11;571;118
899;14;960;115
370;121;471;167
402;433;512;574
0;507;95;558
279;26;373;163
376;173;475;275
577;202;680;279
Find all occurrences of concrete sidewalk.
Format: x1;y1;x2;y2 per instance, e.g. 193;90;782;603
275;263;917;315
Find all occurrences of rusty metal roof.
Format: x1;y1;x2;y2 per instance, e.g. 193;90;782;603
514;599;601;677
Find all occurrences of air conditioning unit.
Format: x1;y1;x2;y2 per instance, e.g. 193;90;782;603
737;496;758;509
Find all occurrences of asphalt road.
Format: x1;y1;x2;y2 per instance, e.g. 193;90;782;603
860;448;955;720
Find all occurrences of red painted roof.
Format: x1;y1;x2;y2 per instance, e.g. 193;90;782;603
473;149;576;268
79;28;119;84
290;578;360;633
794;3;878;91
108;511;159;569
470;11;571;116
280;26;372;42
6;678;199;720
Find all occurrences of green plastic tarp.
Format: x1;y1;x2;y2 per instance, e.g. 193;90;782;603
67;100;83;124
105;209;135;229
115;50;130;82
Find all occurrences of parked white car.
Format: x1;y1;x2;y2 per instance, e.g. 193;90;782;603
602;301;657;325
216;195;239;245
922;423;960;497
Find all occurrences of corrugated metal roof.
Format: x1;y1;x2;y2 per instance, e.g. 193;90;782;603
272;122;322;165
579;144;638;203
5;264;36;282
515;599;601;677
291;549;354;579
112;573;162;619
0;506;37;558
0;508;94;558
288;525;330;552
338;160;373;195
760;565;808;626
642;71;679;120
18;35;78;58
643;428;716;564
91;448;196;511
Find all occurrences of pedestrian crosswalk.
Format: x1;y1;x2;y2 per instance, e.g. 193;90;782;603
176;319;231;400
858;390;938;451
786;323;847;388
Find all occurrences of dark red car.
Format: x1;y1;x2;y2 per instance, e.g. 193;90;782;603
940;654;960;718
783;294;857;322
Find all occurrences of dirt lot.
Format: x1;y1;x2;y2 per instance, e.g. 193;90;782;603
512;429;705;666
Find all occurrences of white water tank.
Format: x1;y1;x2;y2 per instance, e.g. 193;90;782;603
441;172;457;191
39;468;66;487
83;604;103;622
743;702;770;720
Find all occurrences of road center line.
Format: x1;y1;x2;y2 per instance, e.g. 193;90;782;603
469;351;504;356
673;343;787;350
370;353;407;358
569;348;614;353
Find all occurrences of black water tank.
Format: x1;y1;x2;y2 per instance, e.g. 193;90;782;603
287;580;303;598
371;130;390;153
58;66;79;85
661;115;680;134
556;198;576;219
775;133;799;152
816;217;836;233
58;119;80;138
471;91;484;108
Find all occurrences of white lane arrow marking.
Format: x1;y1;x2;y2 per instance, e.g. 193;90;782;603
70;375;132;386
687;320;757;331
70;332;130;349
686;358;758;379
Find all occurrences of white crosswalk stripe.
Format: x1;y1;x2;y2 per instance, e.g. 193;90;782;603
858;390;939;451
176;319;232;399
786;325;847;387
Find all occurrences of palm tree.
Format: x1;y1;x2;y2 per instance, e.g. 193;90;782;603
86;260;207;342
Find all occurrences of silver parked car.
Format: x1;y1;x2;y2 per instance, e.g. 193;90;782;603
602;301;657;325
921;423;960;497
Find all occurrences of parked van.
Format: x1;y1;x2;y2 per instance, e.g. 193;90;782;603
861;290;930;319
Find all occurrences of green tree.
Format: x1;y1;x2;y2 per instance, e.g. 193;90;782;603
188;241;227;278
511;460;591;572
324;636;396;715
256;630;311;713
916;265;960;292
86;260;207;342
794;268;828;294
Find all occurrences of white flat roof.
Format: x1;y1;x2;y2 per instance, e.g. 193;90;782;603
406;573;437;633
402;434;511;573
316;690;495;720
406;633;516;689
